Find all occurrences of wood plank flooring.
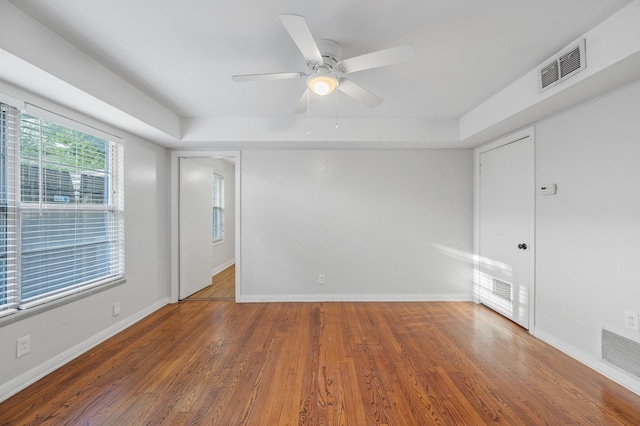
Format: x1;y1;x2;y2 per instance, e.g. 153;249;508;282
2;301;640;425
187;265;235;300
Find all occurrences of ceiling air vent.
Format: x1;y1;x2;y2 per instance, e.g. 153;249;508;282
539;39;586;92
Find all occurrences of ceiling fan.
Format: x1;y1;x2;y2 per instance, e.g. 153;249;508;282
231;14;415;114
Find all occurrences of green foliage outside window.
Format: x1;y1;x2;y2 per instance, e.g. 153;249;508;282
20;113;107;172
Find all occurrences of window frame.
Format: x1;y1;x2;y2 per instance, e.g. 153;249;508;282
0;103;18;318
212;172;224;244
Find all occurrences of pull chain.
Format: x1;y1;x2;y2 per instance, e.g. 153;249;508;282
306;91;311;136
335;83;339;131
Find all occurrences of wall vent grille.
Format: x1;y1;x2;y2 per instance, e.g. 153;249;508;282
602;328;640;378
539;39;586;92
540;62;559;89
492;278;512;302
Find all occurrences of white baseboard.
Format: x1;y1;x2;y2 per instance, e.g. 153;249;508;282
0;297;171;403
534;327;640;396
211;259;235;277
237;293;473;303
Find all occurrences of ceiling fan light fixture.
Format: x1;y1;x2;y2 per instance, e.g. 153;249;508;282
307;72;338;96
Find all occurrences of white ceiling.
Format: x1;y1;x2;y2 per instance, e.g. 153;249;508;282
6;0;634;144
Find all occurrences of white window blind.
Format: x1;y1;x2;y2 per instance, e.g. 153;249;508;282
212;173;224;242
0;101;124;314
0;104;19;317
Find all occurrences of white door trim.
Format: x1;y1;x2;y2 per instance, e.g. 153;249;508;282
170;150;241;303
473;126;536;332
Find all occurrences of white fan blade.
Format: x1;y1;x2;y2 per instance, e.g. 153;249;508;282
293;89;310;114
232;72;303;82
279;14;323;63
340;44;415;74
338;78;383;108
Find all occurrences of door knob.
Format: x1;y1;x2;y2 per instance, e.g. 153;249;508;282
518;243;528;250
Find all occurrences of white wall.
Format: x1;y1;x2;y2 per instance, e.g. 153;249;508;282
534;78;640;393
0;87;171;400
240;149;473;301
211;158;236;273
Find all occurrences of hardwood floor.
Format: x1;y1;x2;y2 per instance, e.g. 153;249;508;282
187;264;235;300
2;301;640;425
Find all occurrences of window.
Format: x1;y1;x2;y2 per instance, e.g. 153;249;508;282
212;173;224;243
0;101;124;318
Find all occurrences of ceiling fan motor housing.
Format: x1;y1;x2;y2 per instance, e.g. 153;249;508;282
314;39;342;71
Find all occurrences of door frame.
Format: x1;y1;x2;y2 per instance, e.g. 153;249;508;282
473;126;535;332
170;150;241;303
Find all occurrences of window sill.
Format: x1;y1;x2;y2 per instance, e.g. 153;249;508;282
212;239;225;247
0;278;127;328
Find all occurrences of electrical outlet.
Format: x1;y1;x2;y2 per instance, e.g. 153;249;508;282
624;311;639;332
17;335;31;358
318;274;326;285
113;302;121;317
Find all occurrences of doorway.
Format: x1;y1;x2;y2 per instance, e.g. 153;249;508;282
474;128;535;329
170;150;241;303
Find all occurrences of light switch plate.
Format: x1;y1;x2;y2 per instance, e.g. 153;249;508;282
540;184;557;195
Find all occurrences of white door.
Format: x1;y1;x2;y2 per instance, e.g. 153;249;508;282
179;158;214;299
478;135;534;329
